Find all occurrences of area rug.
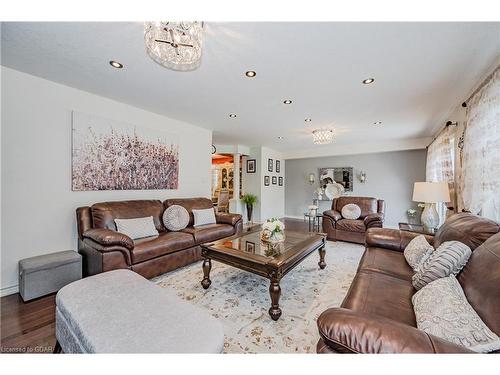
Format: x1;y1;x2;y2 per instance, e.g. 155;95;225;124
152;240;364;353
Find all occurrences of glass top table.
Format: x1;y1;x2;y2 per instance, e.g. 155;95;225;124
200;228;326;320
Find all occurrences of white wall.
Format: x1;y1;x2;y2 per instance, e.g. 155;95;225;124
1;67;212;295
284;149;427;228
241;146;285;223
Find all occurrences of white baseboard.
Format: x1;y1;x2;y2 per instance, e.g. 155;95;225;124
1;284;19;297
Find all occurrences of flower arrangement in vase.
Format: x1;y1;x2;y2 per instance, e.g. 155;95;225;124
261;218;285;243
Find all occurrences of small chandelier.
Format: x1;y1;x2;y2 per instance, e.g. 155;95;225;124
312;129;334;145
144;21;204;71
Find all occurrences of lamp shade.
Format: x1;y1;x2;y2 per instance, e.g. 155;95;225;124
412;182;450;203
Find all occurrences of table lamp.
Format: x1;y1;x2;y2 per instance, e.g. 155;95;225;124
412;182;450;230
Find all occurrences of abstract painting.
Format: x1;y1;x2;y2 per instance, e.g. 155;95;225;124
72;111;179;191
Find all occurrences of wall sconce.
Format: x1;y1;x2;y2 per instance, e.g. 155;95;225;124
359;171;366;183
308;173;316;185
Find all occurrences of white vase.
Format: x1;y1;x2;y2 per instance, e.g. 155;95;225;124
421;203;439;230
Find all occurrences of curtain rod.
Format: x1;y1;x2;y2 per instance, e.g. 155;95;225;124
461;64;499;108
428;63;499;148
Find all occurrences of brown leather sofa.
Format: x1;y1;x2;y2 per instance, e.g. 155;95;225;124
316;213;500;353
77;198;243;279
322;196;385;244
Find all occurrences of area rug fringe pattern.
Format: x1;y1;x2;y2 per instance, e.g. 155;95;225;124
153;241;364;353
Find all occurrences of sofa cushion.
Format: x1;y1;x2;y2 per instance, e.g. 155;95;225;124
341;204;361;220
131;232;196;264
457;232;500;336
358;247;414;281
336;219;365;233
412;276;500;353
412;241;471;290
434;212;500;250
403;235;434;271
91;200;165;232
342;270;416;326
163;205;190;231
182;224;235;244
164;198;213;227
334;197;377;219
114;216;159;240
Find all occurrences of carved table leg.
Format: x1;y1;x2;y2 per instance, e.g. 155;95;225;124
318;245;326;269
268;279;282;321
201;258;212;289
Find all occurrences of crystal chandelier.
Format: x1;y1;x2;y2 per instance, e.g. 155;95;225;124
312;129;334;145
144;22;204;71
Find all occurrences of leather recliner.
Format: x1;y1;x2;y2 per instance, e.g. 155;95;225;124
77;198;242;279
316;213;500;353
322;196;385;244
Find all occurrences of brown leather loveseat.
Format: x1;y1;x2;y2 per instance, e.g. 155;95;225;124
322;196;385;244
316;213;500;353
77;198;242;279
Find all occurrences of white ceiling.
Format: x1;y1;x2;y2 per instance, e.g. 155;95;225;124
2;22;499;155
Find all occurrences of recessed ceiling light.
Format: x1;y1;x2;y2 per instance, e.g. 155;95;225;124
373;121;382;125
362;78;375;84
245;71;256;77
109;60;123;69
277;136;284;140
229;114;237;118
305;118;312;122
283;100;292;104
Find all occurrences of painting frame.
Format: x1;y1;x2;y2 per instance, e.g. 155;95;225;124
272;176;277;185
276;160;280;173
245;241;256;254
72;111;179;191
264;175;270;186
246;159;256;173
278;176;283;186
268;158;273;172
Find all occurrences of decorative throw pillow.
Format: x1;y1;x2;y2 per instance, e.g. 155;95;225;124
341;204;361;220
114;216;159;240
404;235;434;271
412;276;500;353
412;241;471;290
163;205;189;231
192;208;216;227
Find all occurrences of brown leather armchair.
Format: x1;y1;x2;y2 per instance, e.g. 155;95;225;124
316;213;500;353
77;198;242;279
322;196;385;244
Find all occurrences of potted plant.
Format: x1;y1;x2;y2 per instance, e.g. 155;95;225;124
241;193;258;223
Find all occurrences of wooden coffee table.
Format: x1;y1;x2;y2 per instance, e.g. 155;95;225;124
200;228;327;321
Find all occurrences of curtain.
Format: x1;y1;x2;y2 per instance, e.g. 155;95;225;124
460;68;500;222
426;125;456;225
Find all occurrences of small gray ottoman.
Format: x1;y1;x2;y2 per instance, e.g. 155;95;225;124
19;250;82;301
55;269;224;353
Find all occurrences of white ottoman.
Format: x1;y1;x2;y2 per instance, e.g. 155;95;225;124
55;269;224;353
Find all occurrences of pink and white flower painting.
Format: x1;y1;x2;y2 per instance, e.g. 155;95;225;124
72;111;179;191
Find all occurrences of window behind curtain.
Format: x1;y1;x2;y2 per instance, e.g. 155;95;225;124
426;126;456;225
460;68;500;222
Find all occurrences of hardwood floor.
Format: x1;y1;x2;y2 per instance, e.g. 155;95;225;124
0;217;312;353
1;293;56;353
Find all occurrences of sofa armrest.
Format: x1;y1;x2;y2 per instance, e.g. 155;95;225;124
216;213;242;226
317;308;472;354
323;210;342;222
365;228;434;252
364;213;384;229
82;228;134;250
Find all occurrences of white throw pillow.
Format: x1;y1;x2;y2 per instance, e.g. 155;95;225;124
114;216;159;240
412;276;500;353
412;241;472;290
192;208;216;227
163;205;189;231
404;235;434;271
341;203;361;220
